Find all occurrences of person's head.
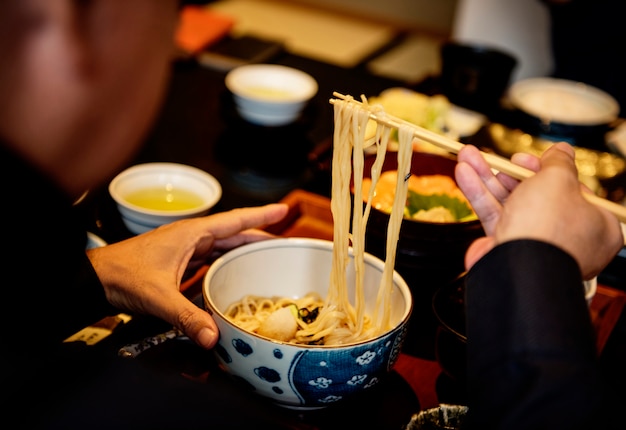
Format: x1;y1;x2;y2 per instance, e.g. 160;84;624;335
0;0;180;199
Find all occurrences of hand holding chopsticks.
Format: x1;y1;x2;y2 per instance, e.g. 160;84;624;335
330;92;626;224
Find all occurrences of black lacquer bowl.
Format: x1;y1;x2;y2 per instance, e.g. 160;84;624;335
432;273;468;383
361;151;484;292
358;151;484;358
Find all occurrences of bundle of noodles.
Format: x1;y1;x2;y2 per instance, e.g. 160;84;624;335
225;95;415;346
294;95;414;345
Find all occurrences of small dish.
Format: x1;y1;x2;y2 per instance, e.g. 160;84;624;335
507;77;620;149
109;162;222;235
509;77;619;126
445;104;487;138
225;64;318;126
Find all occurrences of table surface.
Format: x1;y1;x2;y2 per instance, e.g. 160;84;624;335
73;48;626;428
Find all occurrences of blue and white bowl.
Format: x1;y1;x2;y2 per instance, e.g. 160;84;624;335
203;237;412;409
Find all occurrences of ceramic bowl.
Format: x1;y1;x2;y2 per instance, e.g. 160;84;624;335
202;237;412;409
507;77;620;150
225;64;318;126
109;162;222;235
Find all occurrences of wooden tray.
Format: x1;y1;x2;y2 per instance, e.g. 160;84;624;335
264;189;334;241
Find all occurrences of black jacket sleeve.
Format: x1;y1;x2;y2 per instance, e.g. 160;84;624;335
1;144;119;378
463;240;605;430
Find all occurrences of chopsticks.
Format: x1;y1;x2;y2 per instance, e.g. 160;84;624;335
330;92;626;224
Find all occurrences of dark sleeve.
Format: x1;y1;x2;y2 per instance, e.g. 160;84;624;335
464;239;604;430
0;144;121;388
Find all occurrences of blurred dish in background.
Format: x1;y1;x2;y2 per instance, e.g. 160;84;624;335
488;123;626;201
439;41;518;115
507;77;620;151
225;64;318;126
364;87;486;154
509;77;619;126
606;120;626;159
445;104;487;139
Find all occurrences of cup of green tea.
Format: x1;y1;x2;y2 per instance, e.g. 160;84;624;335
109;162;222;235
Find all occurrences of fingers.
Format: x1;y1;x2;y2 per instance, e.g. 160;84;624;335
510;151;541;172
457;145;513;202
211;228;278;252
197;203;288;240
158;292;219;349
455;160;503;236
539;141;577;171
170;205;288;349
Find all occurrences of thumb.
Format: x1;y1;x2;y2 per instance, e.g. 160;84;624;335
167;296;219;349
464;237;496;271
185;308;219;349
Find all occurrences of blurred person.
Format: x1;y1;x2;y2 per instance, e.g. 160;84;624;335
455;142;624;429
0;1;287;427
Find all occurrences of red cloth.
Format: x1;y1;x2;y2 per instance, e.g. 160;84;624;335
175;6;235;54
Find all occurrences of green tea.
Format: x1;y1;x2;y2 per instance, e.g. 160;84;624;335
125;186;204;211
246;86;292;99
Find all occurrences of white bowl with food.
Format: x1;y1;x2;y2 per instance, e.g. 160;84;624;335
109;162;222;235
507;77;620;149
203;237;412;409
225;64;318;126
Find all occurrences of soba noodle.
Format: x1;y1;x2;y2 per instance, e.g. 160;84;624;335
226;95;413;345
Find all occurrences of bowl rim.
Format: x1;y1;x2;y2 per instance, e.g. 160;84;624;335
108;162;222;216
203;237;413;349
508;77;620;126
225;64;318;104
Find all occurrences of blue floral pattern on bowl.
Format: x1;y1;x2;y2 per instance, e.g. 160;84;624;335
212;318;407;409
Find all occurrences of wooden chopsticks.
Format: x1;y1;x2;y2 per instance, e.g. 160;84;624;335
330;92;626;224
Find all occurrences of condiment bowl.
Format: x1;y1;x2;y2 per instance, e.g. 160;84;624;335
202;237;412;409
225;64;318;126
109;162;222;235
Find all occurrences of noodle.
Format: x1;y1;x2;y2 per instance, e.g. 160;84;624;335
226;95;413;346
